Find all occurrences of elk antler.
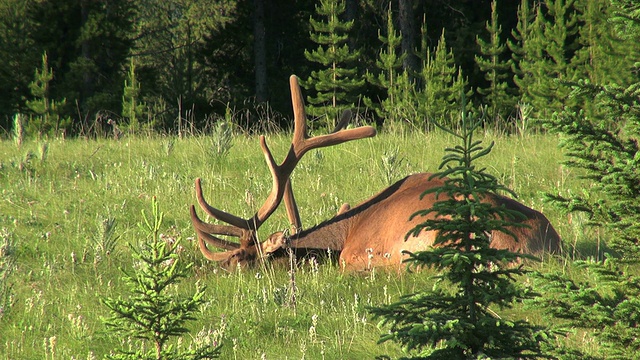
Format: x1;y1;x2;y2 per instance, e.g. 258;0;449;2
191;75;376;263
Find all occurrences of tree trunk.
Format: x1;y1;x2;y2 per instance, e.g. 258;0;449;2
254;0;267;103
398;0;419;79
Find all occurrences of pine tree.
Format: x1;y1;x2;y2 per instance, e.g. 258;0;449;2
475;0;514;123
369;103;554;359
102;197;221;360
571;0;624;85
418;29;471;130
25;52;70;138
27;0;134;124
364;4;406;126
303;0;365;129
509;0;536;118
517;0;579;120
533;1;640;358
122;58;145;133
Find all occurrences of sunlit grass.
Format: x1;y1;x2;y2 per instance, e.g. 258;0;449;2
0;131;595;358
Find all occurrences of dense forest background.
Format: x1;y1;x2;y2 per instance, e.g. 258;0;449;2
0;0;636;136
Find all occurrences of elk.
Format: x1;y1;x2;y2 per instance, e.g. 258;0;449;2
190;76;562;271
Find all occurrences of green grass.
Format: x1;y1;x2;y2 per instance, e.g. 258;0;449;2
0;131;596;358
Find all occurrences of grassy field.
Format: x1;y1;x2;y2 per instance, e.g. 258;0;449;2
0;130;598;359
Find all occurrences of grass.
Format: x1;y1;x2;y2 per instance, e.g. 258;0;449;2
0;130;595;358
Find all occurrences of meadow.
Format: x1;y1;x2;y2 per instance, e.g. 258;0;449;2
0;129;598;359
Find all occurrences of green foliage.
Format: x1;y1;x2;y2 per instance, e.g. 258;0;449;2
209;119;234;157
514;0;579;120
364;4;407;125
303;0;365;129
122;59;145;134
544;80;640;258
369;106;553;359
532;255;640;359
0;0;36;127
12;113;24;148
508;0;534;102
101;197;221;359
533;2;640;358
131;0;235;129
475;0;514;122
25;52;70;138
379;146;406;185
416;29;472;130
571;0;624;85
93;216;120;262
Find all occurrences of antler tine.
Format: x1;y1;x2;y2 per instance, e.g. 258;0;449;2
284;179;302;234
248;75;376;232
195;178;251;229
289;78;376;159
288;75;377;166
190;205;242;251
198;238;236;261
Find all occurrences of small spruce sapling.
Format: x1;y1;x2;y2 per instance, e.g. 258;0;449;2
101;197;221;360
369;106;555;359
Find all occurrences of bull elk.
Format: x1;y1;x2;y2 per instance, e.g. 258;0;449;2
190;75;562;271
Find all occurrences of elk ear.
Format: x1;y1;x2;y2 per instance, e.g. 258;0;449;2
261;232;287;255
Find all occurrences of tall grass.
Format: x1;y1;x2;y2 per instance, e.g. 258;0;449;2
0;131;592;358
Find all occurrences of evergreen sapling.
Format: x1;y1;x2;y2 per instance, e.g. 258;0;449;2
369;107;555;359
101;197;221;360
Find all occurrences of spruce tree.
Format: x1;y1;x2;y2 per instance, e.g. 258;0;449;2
475;0;514;123
418;29;471;130
571;0;624;85
122;58;145;133
102;197;221;360
364;4;407;126
532;1;640;358
515;0;579;119
369;105;553;359
25;52;70;138
509;0;536;109
303;0;365;129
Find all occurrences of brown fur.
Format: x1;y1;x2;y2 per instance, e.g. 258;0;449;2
259;173;562;271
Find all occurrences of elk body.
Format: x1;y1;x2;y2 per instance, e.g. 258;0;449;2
190;75;562;272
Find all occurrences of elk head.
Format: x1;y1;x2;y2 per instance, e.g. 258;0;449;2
190;75;376;269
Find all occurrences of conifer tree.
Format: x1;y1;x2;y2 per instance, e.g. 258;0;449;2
102;197;221;359
363;3;417;130
516;0;579;119
370;104;553;359
509;0;536;110
532;1;640;358
364;4;407;125
303;0;365;129
122;58;145;133
418;29;470;129
571;0;624;85
475;0;514;123
25;52;70;138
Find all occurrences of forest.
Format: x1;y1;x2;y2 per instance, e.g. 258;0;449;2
0;0;636;136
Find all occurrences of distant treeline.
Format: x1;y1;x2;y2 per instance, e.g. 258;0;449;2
0;0;636;137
